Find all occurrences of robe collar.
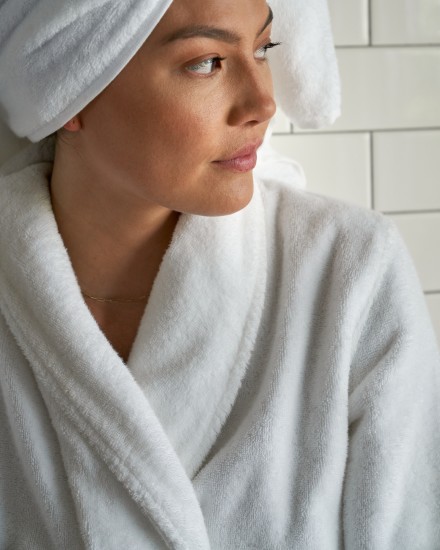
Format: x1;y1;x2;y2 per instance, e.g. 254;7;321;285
0;154;267;547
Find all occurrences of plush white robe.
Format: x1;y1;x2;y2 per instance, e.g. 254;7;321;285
1;141;439;549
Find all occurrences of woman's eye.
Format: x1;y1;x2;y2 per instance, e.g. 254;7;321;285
186;57;225;75
254;41;281;60
185;42;281;76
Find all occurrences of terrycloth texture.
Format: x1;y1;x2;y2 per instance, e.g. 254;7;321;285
0;0;340;141
269;0;341;128
1;144;440;549
0;0;173;141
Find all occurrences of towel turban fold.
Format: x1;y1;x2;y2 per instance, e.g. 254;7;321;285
270;0;341;130
0;0;340;142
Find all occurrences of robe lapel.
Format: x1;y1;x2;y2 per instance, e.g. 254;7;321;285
0;162;210;549
128;182;267;478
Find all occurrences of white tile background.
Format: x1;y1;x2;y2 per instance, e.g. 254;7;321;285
271;0;440;343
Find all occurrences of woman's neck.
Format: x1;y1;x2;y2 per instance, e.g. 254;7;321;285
49;139;180;301
49;139;180;362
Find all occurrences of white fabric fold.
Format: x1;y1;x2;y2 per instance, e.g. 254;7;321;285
0;139;267;548
269;0;341;128
0;0;173;141
0;159;210;549
128;183;267;478
2;141;439;548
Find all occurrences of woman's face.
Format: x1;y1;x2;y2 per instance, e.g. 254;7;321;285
77;0;277;216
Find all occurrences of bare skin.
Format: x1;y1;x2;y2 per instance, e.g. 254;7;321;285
50;0;276;362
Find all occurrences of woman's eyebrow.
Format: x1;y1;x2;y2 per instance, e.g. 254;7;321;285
258;6;274;37
162;6;273;45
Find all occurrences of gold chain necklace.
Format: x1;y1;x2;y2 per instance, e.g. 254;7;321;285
81;290;149;304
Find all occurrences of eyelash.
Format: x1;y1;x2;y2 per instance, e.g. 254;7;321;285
255;41;281;60
186;41;281;76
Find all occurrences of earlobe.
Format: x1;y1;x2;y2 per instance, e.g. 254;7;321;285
63;117;81;131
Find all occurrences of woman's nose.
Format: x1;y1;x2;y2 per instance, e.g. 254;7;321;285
227;65;277;127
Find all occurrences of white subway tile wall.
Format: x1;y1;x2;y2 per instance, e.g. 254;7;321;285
270;0;440;343
328;48;440;132
328;0;369;46
271;133;372;208
389;213;440;293
426;295;440;340
372;0;440;45
374;130;440;212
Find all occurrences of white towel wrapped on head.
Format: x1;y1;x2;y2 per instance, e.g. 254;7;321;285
270;0;341;128
0;0;340;142
0;0;173;141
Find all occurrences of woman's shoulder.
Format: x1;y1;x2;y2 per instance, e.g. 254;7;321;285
258;176;396;242
0;136;55;178
258;176;389;237
0;138;53;212
256;176;401;274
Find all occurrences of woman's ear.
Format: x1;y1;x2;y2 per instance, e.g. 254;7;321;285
63;117;81;132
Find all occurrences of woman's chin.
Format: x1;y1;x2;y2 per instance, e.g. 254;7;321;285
200;175;254;217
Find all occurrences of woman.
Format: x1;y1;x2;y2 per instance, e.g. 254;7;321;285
0;0;439;548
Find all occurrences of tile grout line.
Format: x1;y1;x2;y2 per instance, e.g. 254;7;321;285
335;43;440;49
370;131;375;210
276;126;440;137
384;209;440;216
368;0;372;46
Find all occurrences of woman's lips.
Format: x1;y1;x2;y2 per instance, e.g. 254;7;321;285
213;141;262;173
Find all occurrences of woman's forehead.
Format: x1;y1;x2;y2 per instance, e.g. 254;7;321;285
150;0;272;45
